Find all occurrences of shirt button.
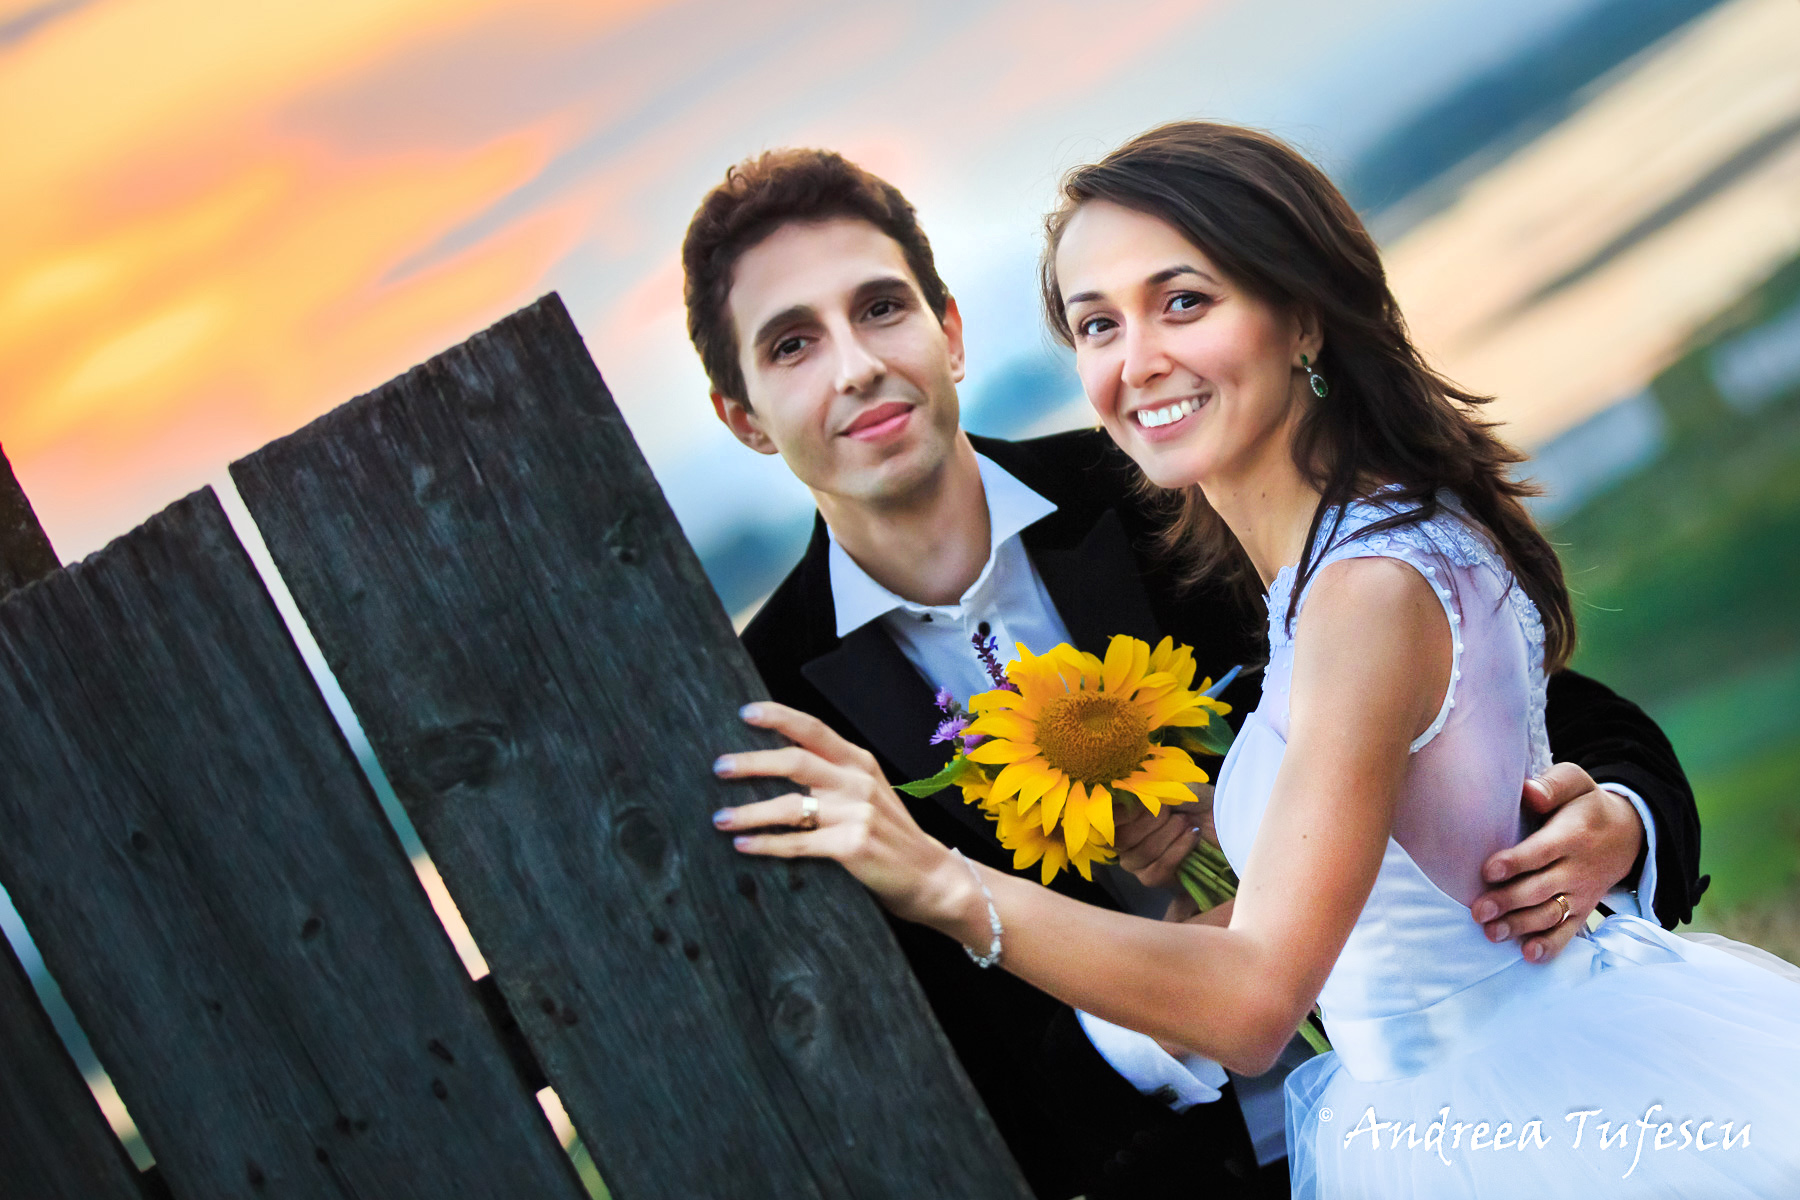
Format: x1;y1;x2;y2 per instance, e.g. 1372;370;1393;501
920;613;933;623
976;620;991;638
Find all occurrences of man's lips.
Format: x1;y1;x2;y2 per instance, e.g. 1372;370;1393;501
842;401;915;440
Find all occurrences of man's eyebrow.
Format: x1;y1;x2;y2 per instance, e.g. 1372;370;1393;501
751;304;815;352
851;274;916;303
1063;264;1216;309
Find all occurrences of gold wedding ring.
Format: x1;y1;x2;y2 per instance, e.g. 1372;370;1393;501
1551;892;1572;926
795;794;820;831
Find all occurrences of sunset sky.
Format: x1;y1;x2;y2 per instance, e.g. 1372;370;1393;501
4;0;1789;584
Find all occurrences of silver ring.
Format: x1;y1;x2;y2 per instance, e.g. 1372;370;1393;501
795;794;820;831
1551;892;1571;926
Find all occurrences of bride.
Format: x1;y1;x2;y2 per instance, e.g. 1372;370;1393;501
709;121;1800;1195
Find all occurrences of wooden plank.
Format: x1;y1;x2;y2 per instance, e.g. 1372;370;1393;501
0;442;59;593
0;908;148;1200
0;488;589;1200
0;441;148;1200
232;294;1033;1200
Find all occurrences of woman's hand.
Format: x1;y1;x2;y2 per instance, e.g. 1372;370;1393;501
710;702;977;931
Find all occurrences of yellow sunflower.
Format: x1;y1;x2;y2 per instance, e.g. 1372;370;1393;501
991;796;1117;884
964;635;1230;860
957;767;1000;813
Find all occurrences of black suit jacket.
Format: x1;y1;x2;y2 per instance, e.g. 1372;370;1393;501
741;428;1704;1199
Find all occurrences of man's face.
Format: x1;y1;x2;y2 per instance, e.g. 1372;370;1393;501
714;217;965;511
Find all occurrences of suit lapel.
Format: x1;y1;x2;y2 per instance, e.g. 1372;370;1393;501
1026;507;1164;655
802;625;999;843
803;624;941;781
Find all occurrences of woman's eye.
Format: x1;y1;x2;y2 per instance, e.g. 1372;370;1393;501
1077;315;1116;338
1168;291;1211;314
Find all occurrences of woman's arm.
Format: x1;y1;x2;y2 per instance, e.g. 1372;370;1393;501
715;556;1450;1075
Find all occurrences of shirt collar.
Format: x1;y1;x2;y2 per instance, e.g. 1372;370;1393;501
827;452;1058;637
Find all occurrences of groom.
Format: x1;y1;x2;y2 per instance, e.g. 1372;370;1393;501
680;149;1704;1199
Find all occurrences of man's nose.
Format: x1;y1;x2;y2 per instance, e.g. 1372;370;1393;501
833;330;886;394
1121;322;1172;391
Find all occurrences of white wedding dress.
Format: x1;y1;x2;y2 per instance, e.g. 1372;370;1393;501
1211;495;1800;1197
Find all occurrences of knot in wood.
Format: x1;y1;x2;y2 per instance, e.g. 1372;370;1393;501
408;720;508;793
613;806;670;879
768;977;823;1054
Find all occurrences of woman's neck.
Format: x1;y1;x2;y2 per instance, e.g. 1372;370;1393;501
1202;452;1323;590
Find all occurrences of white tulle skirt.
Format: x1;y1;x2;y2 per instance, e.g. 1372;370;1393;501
1285;917;1800;1198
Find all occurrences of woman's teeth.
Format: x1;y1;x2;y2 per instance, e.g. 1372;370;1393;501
1135;397;1202;428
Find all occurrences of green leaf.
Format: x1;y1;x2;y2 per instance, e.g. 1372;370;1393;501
1168;719;1235;758
896;755;979;797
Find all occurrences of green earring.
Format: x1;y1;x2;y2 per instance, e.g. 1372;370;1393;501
1301;354;1329;398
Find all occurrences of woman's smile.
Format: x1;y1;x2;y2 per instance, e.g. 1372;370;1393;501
1130;393;1209;437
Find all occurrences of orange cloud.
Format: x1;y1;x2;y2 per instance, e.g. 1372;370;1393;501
1;0;675;556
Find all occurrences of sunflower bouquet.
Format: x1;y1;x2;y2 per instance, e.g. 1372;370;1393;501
902;631;1331;1055
900;632;1236;889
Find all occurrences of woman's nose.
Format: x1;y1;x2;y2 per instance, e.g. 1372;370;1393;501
1120;322;1172;390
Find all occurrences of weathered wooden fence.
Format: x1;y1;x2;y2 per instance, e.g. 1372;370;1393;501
0;295;1031;1200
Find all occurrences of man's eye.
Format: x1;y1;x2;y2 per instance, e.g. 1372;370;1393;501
866;297;902;319
772;336;806;361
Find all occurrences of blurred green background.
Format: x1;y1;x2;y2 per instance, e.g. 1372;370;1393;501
1549;252;1800;955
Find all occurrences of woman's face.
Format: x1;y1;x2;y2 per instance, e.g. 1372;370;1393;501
1055;200;1315;492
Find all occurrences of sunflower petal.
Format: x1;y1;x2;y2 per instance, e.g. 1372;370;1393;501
967;710;1038;742
1017;763;1059;810
1087;784;1115;848
1039;840;1069;885
1148;635;1175;673
1102;635;1136;694
969;688;1026;714
1046;779;1079;834
1063;789;1091;854
1039;775;1071;829
1043;644;1088;691
992;757;1049;804
968;738;1038;765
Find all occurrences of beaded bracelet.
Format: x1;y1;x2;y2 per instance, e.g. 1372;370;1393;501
952;849;1003;968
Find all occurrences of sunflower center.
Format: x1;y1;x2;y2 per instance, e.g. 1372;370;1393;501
1035;693;1151;787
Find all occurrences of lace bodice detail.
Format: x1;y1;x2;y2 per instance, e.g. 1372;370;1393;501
1213;494;1555;1079
1263;495;1551;775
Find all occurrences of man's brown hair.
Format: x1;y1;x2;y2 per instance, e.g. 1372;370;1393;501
682;148;950;403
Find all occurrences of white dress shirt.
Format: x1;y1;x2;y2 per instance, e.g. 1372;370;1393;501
823;451;1661;1166
828;452;1065;702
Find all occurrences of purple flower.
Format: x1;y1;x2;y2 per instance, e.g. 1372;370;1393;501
961;731;986;752
972;631;1018;693
933;687;957;714
930;714;971;746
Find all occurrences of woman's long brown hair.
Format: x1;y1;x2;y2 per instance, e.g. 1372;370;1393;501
1040;121;1575;671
